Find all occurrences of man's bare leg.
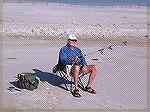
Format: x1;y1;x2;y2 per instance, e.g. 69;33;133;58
72;65;80;90
86;65;97;88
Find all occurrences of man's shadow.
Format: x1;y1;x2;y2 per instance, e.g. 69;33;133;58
32;69;71;91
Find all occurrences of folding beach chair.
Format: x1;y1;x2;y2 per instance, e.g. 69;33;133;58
52;63;85;92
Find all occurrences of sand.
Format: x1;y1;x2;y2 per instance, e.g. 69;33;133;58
2;2;149;111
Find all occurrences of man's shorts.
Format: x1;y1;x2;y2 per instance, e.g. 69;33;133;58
65;64;84;76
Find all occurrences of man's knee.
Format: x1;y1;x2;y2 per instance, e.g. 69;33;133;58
89;65;97;73
82;65;97;74
82;69;88;74
92;65;97;71
72;65;80;72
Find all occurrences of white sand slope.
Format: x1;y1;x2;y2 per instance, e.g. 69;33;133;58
3;3;147;39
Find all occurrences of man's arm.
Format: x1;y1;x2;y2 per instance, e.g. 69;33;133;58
78;49;87;66
59;48;76;65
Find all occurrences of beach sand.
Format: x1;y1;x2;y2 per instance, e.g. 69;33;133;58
2;2;149;111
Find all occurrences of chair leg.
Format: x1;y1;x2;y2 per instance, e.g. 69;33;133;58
78;74;85;90
70;75;73;92
69;73;85;92
59;71;70;91
54;70;85;92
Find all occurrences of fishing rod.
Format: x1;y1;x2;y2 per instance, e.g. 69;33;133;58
83;40;128;57
76;45;113;63
76;41;127;63
83;45;113;57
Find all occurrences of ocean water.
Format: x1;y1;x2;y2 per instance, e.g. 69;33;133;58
3;0;149;6
45;0;148;6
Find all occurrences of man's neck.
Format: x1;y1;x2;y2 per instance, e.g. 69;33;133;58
67;44;76;50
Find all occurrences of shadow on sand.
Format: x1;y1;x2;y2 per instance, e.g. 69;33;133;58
32;69;71;91
10;69;71;91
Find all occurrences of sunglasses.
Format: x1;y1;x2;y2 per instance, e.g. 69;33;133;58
69;39;77;42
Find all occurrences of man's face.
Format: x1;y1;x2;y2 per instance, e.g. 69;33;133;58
67;39;77;48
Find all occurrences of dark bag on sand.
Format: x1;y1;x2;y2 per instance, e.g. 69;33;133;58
17;72;39;90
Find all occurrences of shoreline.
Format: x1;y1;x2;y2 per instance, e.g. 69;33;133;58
2;2;148;8
3;34;148;48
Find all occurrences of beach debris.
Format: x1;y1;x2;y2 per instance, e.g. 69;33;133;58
123;41;127;45
120;106;123;109
53;96;56;99
102;35;105;38
144;35;148;38
32;29;34;33
5;58;17;60
45;87;49;90
98;49;104;54
108;46;113;50
92;59;99;61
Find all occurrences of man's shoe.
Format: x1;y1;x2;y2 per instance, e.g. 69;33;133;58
73;89;81;97
85;86;97;94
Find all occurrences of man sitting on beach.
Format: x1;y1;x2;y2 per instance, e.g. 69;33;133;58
58;34;97;97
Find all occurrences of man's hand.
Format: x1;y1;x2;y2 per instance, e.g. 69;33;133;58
70;56;80;61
